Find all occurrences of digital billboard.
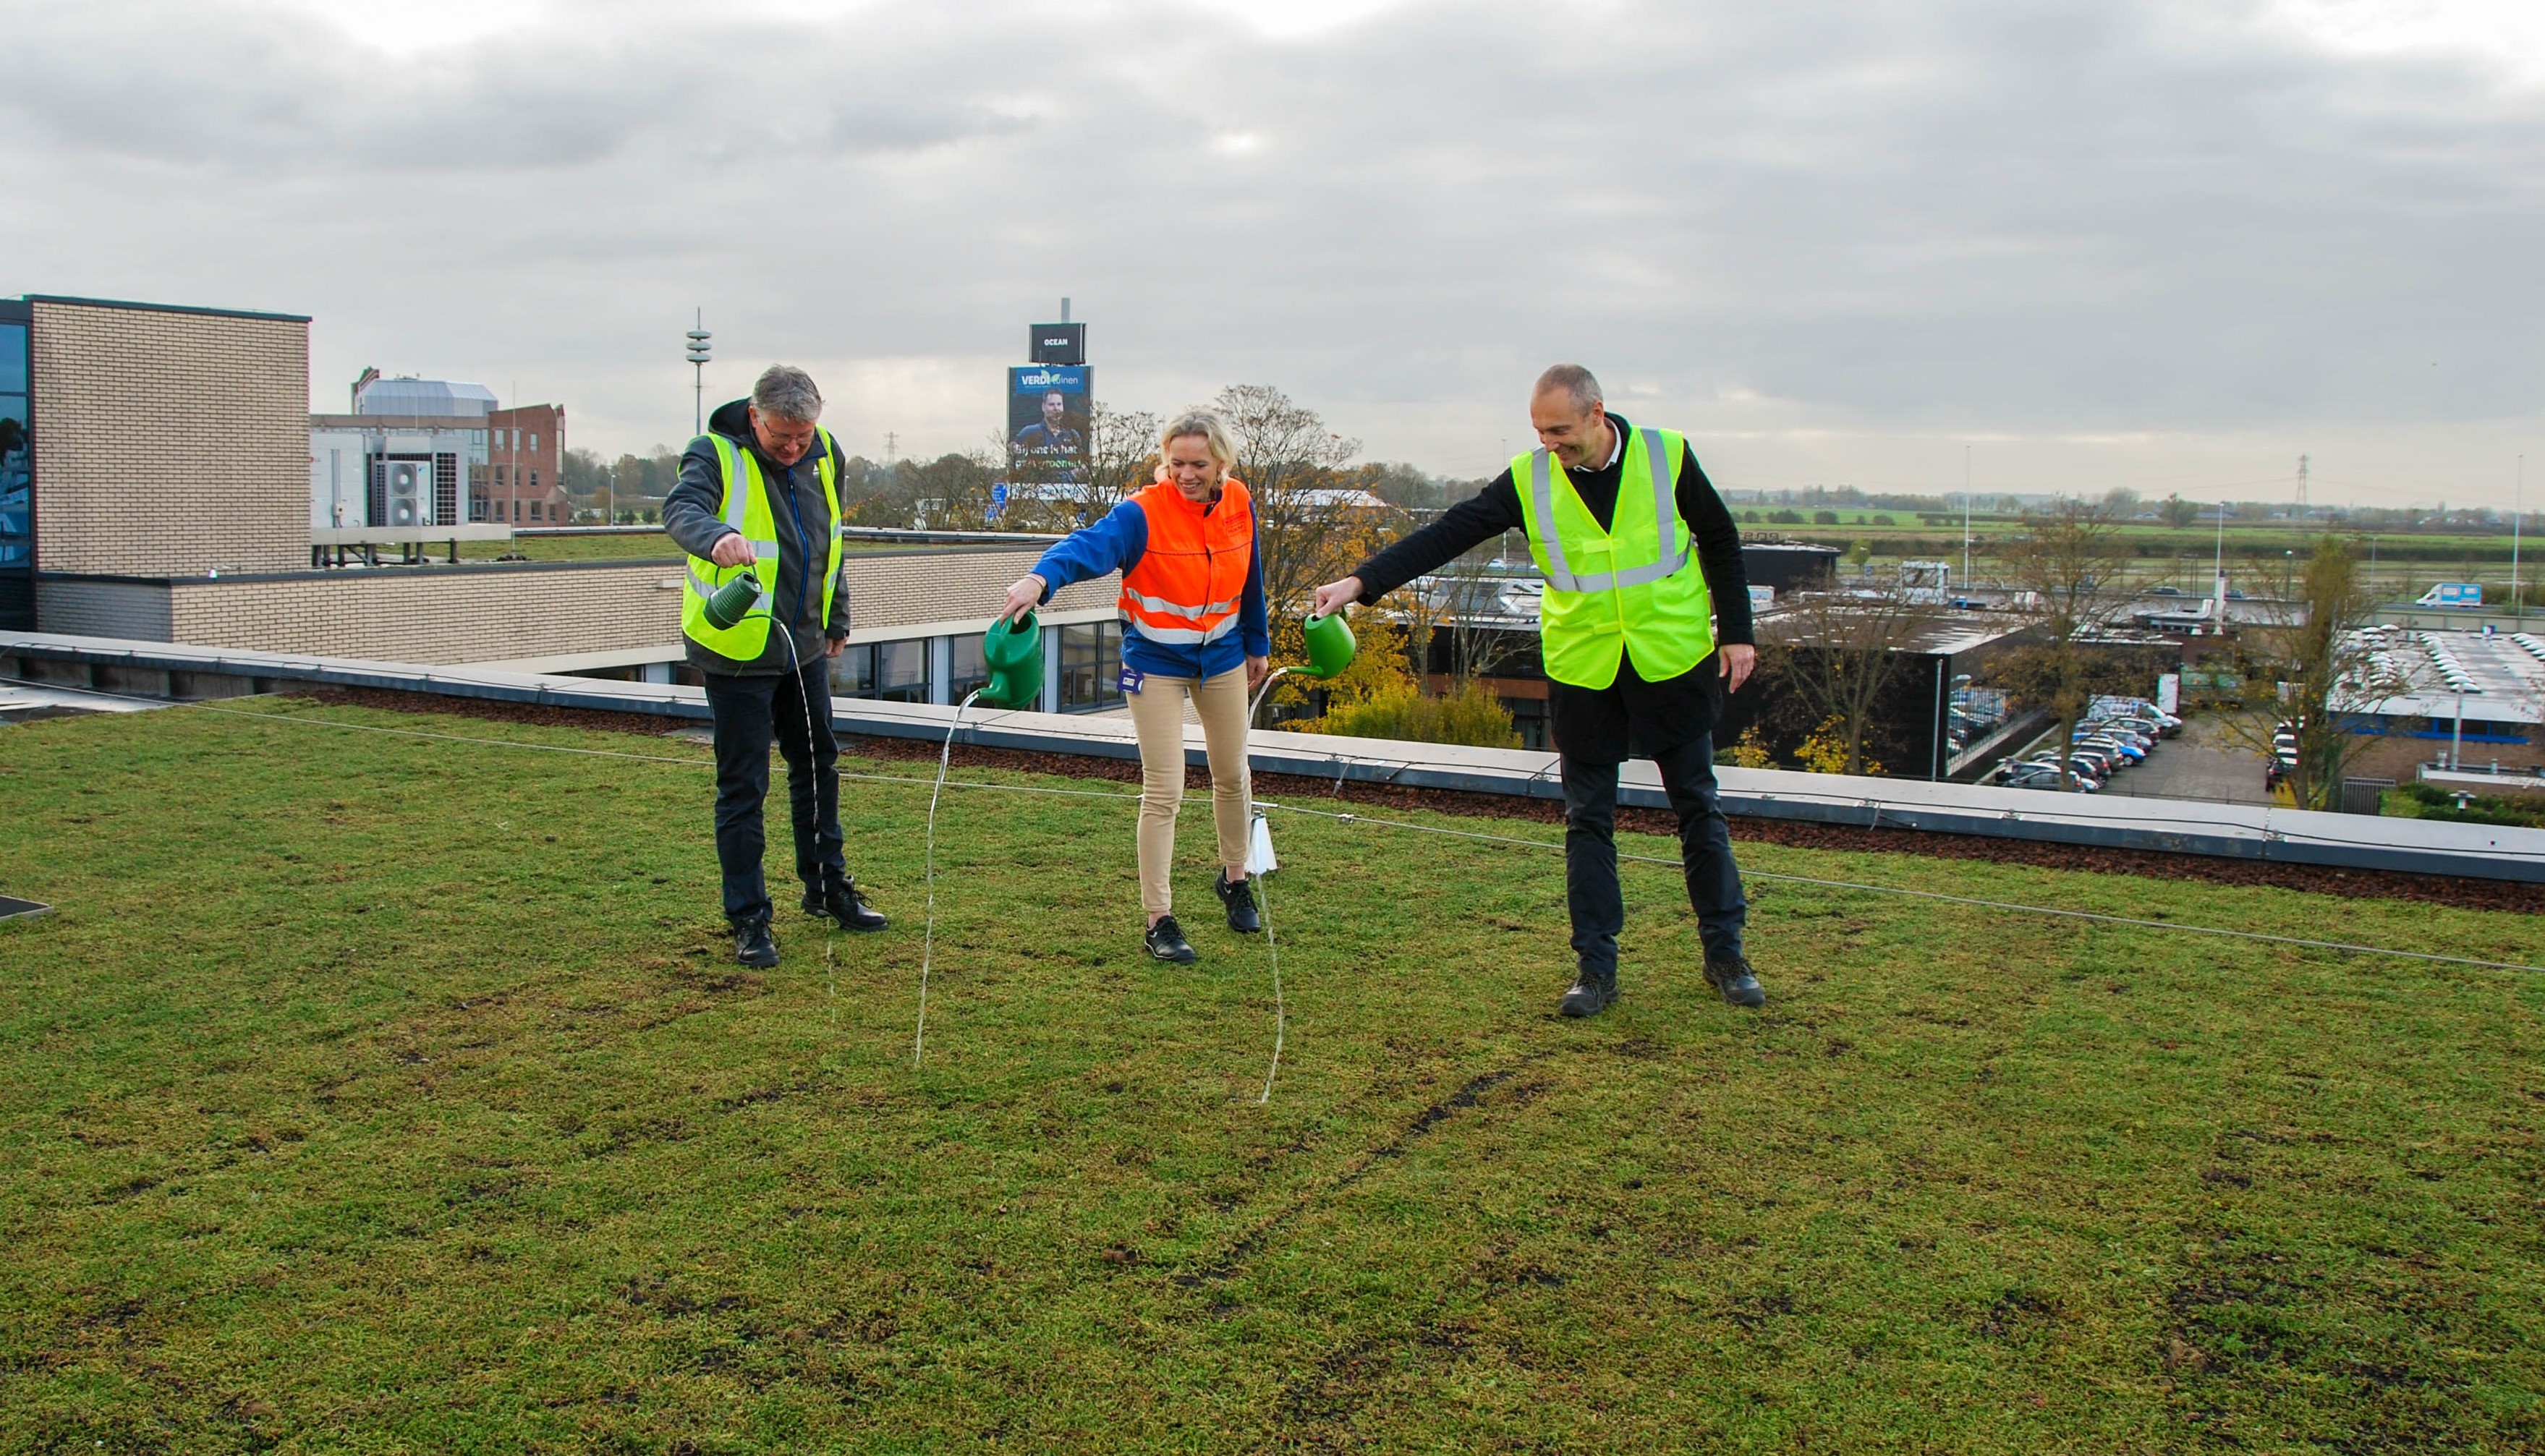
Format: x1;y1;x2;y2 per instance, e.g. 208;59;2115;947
1008;364;1092;485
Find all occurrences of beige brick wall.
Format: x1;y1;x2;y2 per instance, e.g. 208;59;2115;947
32;299;310;577
34;579;174;641
840;546;1116;634
166;563;683;664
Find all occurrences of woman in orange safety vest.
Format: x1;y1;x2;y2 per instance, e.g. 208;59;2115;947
998;409;1270;966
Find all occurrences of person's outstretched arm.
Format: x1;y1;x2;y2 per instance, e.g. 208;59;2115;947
1311;473;1526;615
998;498;1147;621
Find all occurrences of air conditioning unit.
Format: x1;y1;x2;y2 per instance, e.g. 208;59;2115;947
382;458;430;527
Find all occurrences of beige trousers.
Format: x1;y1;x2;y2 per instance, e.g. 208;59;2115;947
1126;665;1254;921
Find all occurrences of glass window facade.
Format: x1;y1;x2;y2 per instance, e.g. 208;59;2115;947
1060;621;1125;712
833;638;932;703
0;311;31;631
949;634;989;703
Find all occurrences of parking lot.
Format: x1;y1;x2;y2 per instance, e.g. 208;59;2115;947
2099;713;2271;804
1989;702;2269;804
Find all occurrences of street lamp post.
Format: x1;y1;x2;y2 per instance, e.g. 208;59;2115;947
685;309;713;436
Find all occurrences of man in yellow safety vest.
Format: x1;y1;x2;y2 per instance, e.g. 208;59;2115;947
664;365;885;968
1312;365;1764;1016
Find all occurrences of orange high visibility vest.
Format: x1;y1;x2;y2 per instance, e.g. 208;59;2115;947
1118;478;1254;647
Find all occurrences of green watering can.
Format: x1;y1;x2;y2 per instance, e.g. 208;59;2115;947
978;611;1044;709
701;572;765;632
1296;611;1356;678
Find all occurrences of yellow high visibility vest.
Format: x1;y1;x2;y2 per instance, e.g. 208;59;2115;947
1512;425;1715;690
680;431;844;663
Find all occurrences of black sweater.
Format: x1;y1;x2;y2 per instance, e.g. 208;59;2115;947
1351;414;1752;645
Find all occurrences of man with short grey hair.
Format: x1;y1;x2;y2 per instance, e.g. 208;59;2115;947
1313;365;1763;1017
666;364;885;968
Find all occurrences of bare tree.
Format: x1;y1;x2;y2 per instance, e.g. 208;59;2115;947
1213;383;1388;620
1085;399;1161;507
1992;501;2137;790
1755;576;1941;776
2214;535;2408;810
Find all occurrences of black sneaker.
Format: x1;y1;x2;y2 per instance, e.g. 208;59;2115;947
802;878;888;932
1213;869;1261;933
1704;955;1767;1008
732;914;779;969
1144;915;1198;964
1559;968;1617;1018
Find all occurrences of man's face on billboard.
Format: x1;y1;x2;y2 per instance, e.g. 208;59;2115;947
1042;392;1066;428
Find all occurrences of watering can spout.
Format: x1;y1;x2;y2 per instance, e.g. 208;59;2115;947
1297;611;1356;679
978;610;1044;709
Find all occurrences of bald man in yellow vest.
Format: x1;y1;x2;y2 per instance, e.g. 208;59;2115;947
1312;365;1764;1017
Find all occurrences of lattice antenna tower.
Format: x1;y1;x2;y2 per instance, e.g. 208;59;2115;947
685;308;712;435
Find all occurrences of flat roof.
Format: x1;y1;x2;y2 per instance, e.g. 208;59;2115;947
2345;626;2545;724
20;293;311;324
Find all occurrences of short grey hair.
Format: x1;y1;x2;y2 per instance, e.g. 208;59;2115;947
752;365;823;422
1534;364;1603;411
1160;408;1238;469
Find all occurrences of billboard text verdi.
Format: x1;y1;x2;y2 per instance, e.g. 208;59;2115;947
1011;366;1086;393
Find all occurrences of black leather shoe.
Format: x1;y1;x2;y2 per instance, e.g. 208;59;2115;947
802;879;888;932
732;914;779;969
1145;915;1198;965
1559;968;1617;1018
1704;955;1767;1008
1214;869;1262;933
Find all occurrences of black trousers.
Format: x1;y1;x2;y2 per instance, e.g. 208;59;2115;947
1560;733;1748;978
704;660;846;924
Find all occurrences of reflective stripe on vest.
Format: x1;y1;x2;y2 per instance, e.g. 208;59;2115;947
680;430;844;663
1118;479;1254;648
1513;425;1715;691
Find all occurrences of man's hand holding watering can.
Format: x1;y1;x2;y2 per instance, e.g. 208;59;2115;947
1309;577;1362;619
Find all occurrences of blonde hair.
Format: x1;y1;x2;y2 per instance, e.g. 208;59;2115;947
1158;409;1238;469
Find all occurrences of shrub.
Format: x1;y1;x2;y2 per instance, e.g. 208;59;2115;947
1716;724;1775;768
1312;681;1521;749
1812;510;1840;525
2401;782;2545;827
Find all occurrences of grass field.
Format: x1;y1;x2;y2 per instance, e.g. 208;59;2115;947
3;700;2541;1452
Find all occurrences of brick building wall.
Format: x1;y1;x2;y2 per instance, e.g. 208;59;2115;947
29;297;311;577
27;545;1119;665
481;404;566;525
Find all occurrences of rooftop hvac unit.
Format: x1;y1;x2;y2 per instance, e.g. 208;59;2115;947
381;457;433;527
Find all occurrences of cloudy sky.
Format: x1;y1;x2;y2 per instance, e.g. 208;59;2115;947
4;0;2538;508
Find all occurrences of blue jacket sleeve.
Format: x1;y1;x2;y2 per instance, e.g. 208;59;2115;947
1241;516;1270;657
1029;499;1146;600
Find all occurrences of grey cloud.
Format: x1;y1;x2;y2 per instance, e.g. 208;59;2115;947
0;0;2536;490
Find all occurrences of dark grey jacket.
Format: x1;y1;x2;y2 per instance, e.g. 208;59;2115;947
664;397;851;676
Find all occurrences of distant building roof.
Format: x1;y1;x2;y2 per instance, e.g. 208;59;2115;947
354;377;498;419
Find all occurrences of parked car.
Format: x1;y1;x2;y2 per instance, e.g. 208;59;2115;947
2081;738;2146;765
2003;765;2099;793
